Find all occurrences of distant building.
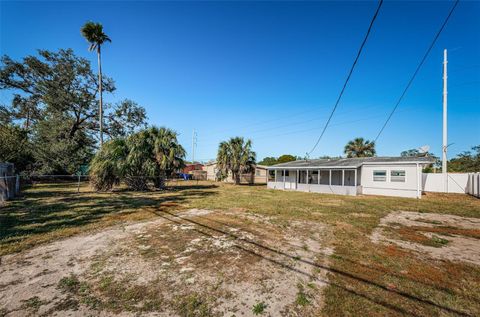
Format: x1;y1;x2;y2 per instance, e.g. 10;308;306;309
203;162;268;184
182;163;204;174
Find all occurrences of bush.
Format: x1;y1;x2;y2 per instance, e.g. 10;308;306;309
89;127;185;191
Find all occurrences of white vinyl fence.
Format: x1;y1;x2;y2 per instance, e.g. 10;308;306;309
467;173;480;198
422;172;480;197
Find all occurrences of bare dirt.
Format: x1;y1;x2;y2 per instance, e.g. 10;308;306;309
371;211;480;265
0;208;333;316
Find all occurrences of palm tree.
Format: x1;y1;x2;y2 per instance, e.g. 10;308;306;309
89;127;185;191
217;137;256;184
81;21;111;145
89;138;128;191
150;127;186;188
344;137;376;158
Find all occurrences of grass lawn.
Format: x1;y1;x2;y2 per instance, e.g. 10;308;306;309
1;181;479;316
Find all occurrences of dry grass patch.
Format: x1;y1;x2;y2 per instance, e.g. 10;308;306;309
1;181;480;316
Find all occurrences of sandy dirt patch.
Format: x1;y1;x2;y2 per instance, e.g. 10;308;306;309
0;208;332;316
371;211;480;265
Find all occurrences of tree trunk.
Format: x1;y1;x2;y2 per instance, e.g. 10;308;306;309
234;172;240;185
97;46;103;146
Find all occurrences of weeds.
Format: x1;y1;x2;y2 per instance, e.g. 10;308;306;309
21;296;46;312
57;275;80;293
296;284;311;306
176;293;212;317
252;301;267;315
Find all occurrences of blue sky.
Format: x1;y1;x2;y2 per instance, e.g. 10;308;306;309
1;0;479;162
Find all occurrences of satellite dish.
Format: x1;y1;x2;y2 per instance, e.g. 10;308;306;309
418;145;430;156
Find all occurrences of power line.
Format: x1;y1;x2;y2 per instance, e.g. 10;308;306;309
374;0;460;142
307;0;384;156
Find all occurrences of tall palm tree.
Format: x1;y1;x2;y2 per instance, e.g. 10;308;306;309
81;21;111;145
217;137;256;184
344;137;376;158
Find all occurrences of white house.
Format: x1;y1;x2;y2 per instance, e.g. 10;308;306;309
266;157;436;198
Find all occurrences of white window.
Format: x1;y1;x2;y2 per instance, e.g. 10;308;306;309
373;170;386;181
281;170;289;177
255;169;261;176
391;170;406;182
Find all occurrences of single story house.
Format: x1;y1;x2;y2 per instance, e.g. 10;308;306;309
203;162;268;184
266;157;435;198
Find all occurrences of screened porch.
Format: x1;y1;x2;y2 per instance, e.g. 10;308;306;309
267;168;360;196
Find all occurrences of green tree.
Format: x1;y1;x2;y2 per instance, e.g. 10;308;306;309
0;49;146;174
0;124;33;172
277;154;296;164
258;157;278;166
88;139;128;191
344;137;376;158
89;127;185;191
81;21;111;145
32;115;95;175
217;137;256;185
448;146;480;172
107;99;147;138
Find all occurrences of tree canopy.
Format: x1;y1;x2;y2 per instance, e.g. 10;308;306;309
217;137;256;184
89;127;185;191
448;145;480;172
0;49;147;174
344;137;376;158
258;154;296;166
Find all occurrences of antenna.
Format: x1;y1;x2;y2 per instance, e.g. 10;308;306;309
418;145;430;155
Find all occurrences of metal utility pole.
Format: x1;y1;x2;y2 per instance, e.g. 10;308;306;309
442;49;448;192
191;129;197;163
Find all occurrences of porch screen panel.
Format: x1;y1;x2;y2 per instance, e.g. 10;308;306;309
331;170;342;185
344;170;355;186
320;170;330;185
309;170;319;184
298;170;307;184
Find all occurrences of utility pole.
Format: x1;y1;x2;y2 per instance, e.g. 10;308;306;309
442;49;448;192
192;129;197;163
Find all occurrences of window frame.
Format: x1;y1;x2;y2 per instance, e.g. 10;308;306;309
373;170;387;182
390;170;406;182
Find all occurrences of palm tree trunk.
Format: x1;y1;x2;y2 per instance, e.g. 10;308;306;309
97;45;103;145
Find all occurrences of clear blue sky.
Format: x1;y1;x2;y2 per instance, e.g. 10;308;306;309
1;0;479;162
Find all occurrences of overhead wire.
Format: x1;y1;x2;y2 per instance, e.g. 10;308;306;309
374;0;460;142
307;0;384;156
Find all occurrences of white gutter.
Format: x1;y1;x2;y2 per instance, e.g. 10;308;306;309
267;166;359;170
268;159;434;170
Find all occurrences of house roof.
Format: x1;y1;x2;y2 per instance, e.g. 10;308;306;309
203;161;267;170
267;156;436;169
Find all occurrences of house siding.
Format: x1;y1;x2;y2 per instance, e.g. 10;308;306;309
360;164;420;198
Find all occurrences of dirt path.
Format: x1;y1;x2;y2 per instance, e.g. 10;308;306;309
0;209;333;316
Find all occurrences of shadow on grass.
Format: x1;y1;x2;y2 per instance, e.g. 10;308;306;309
154;209;473;317
0;183;216;247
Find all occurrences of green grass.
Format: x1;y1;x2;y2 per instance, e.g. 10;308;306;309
252;301;267;315
2;181;480;316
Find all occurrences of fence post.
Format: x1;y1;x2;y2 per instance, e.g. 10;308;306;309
77;174;81;193
15;175;20;194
